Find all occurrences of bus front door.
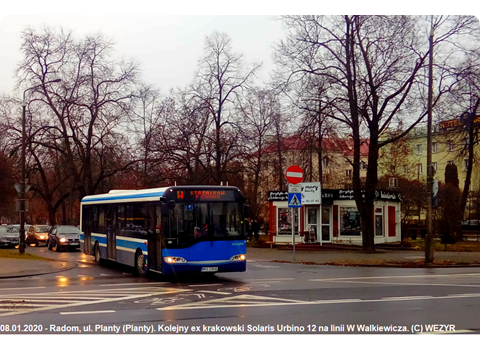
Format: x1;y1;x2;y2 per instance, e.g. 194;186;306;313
146;204;162;272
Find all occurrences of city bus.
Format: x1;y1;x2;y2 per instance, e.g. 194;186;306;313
80;185;248;276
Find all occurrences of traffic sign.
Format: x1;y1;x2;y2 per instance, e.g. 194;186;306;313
288;193;302;207
288;184;302;193
285;165;304;184
14;183;31;193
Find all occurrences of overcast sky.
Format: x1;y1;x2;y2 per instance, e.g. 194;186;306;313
0;14;286;97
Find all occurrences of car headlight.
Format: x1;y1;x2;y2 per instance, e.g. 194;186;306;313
163;256;187;263
60;238;67;243
39;235;45;239
230;254;246;261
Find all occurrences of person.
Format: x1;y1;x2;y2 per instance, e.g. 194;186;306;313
245;218;252;241
251;219;260;242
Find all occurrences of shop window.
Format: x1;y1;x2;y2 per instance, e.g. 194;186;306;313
278;208;298;235
340;207;361;236
375;207;383;236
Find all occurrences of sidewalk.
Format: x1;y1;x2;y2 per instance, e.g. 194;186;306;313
0;258;78;278
246;247;480;267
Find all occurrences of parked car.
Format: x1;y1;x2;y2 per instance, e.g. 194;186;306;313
47;225;81;252
0;226;17;248
26;225;52;247
0;224;32;248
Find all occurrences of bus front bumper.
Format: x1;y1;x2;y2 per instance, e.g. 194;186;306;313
161;261;246;275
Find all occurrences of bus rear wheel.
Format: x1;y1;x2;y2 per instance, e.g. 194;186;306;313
134;250;147;277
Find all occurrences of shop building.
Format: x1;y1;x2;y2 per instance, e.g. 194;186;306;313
267;184;402;246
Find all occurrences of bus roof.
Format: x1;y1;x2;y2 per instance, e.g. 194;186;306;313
81;185;242;205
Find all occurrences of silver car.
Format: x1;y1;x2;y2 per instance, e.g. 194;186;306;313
0;226;20;248
0;225;33;248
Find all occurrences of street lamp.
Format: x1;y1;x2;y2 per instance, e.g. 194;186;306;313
19;78;61;254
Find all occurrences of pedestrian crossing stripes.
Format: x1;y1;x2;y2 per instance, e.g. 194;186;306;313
0;286;191;316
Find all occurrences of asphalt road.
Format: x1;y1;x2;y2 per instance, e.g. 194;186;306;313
2;245;480;335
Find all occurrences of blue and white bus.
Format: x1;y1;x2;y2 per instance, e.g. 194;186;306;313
80;186;248;276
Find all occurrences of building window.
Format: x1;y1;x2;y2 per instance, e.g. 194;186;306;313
346;169;353;178
403;165;408;175
447;141;454;152
360;162;367;170
340;207;361;236
417;163;423;174
416;144;423;155
464;159;469;170
447;160;454;166
322;157;329;167
389;177;398;188
432;162;438;171
432;142;438;153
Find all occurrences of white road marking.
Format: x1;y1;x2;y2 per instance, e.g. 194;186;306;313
99;282;169;286
199;290;232;295
60;310;116;315
157;292;480;310
0;287;46;291
311;279;480;288
0;287;191;317
245;278;295;281
309;273;480;282
188;284;222;287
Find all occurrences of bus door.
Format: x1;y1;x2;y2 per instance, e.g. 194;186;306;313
106;205;117;260
146;204;162;271
82;206;92;255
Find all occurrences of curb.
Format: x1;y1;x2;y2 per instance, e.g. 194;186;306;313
0;261;78;279
268;260;480;268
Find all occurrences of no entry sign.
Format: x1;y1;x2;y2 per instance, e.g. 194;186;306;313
285;165;304;184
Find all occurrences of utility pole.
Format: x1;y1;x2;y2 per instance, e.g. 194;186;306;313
19;79;61;254
425;16;435;263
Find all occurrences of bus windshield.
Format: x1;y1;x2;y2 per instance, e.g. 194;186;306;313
163;201;244;247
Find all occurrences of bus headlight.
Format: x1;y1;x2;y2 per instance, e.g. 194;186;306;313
230;254;246;261
164;256;187;264
60;238;66;243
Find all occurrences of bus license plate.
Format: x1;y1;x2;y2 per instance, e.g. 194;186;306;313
70;242;79;245
201;267;218;272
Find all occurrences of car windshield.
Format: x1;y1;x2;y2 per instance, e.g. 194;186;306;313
35;226;51;232
57;226;80;234
6;227;20;234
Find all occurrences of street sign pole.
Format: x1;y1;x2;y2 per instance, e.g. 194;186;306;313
287;168;303;263
292;208;295;262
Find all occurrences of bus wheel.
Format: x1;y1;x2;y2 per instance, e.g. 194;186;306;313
134;250;147;277
94;243;102;264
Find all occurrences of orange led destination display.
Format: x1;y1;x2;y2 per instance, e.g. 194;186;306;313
175;190;236;201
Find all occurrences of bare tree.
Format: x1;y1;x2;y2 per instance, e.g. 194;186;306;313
16;27;141;200
275;15;479;252
237;87;279;217
191;32;261;184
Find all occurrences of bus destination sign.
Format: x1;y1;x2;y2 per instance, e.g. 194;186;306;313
176;190;236;201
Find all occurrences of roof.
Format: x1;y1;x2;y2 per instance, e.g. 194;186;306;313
81;185;242;204
260;135;369;157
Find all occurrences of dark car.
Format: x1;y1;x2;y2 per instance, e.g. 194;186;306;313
47;225;81;252
27;225;52;247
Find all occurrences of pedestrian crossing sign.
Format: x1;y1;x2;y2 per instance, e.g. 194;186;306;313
288;193;302;207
